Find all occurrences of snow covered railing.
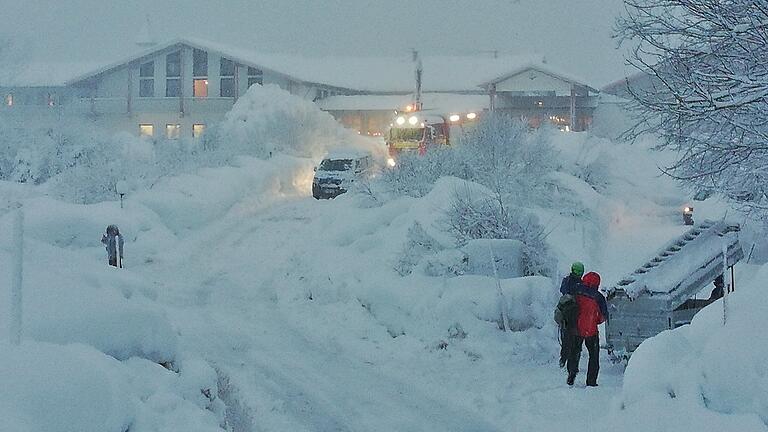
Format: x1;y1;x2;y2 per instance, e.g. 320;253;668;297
606;220;743;302
604;220;744;359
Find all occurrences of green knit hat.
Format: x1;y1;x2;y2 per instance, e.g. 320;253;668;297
571;261;585;277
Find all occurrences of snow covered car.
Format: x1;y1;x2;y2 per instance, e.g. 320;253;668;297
312;152;374;199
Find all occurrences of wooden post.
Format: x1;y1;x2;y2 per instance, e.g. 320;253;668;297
489;84;496;112
488;242;510;333
179;48;185;116
90;82;96;116
127;66;133;115
11;205;23;345
234;63;240;102
570;84;577;132
722;240;729;325
730;266;735;292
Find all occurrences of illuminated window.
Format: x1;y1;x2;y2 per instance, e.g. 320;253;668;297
166;124;181;140
247;66;263;87
4;94;12;107
192;123;206;138
139;124;154;137
139;61;154;97
193;79;208;97
535;100;544;107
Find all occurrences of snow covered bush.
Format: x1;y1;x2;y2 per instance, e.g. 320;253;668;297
383;112;556;204
395;222;444;276
444;186;553;276
0;84;381;204
383;146;457;198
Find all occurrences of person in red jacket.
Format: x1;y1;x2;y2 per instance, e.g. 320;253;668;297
566;271;608;387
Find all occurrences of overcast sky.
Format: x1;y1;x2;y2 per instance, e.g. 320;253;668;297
4;0;632;87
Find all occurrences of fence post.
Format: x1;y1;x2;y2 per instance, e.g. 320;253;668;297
11;204;24;345
488;242;510;332
722;240;728;326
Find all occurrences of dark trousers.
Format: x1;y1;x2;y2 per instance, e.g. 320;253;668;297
559;327;574;364
108;257;122;268
567;334;600;385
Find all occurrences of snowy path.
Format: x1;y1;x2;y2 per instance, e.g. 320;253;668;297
131;193;638;431
137;196;507;430
173;303;504;432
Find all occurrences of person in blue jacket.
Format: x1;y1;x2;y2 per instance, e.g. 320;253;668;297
558;262;584;367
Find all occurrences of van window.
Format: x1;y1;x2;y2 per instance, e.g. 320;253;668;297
319;159;353;171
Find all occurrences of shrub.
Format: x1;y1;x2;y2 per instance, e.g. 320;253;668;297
444;187;553;277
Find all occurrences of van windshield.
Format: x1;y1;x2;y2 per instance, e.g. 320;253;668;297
319;159;353;171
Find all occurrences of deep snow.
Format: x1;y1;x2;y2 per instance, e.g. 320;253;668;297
0;87;766;431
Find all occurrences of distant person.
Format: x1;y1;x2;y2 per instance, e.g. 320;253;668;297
101;224;124;268
566;271;608;387
557;262;584;367
709;275;725;301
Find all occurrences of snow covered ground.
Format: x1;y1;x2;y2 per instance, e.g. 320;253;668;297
0;87;765;431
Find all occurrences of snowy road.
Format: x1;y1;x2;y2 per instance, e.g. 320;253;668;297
144;196;511;431
133;192;637;431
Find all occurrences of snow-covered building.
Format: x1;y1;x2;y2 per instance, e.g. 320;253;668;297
0;38;600;139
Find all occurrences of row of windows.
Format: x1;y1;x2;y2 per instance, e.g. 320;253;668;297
3;93;57;107
315;88;342;100
138;51;263;98
139;123;206;139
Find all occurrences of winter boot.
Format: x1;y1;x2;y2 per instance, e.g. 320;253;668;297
567;373;576;386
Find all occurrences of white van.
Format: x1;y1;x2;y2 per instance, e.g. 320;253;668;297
312;151;374;199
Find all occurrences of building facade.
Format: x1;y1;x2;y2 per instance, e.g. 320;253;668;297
1;38;600;139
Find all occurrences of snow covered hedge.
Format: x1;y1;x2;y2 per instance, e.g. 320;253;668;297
0;84;380;204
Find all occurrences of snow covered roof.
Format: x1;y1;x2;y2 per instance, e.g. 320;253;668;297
0;61;106;87
63;37;566;93
318;93;490;113
480;64;599;93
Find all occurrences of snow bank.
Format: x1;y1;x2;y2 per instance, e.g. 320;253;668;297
438;275;556;335
0;342;225;432
598;263;768;431
0;342;132;432
132;155;315;233
219;84;385;161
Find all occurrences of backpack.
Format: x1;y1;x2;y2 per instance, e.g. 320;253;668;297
553;294;579;329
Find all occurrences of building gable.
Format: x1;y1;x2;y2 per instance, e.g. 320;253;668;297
482;65;598;96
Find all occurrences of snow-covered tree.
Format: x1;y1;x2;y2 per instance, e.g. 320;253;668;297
383;112;556;203
618;0;768;216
